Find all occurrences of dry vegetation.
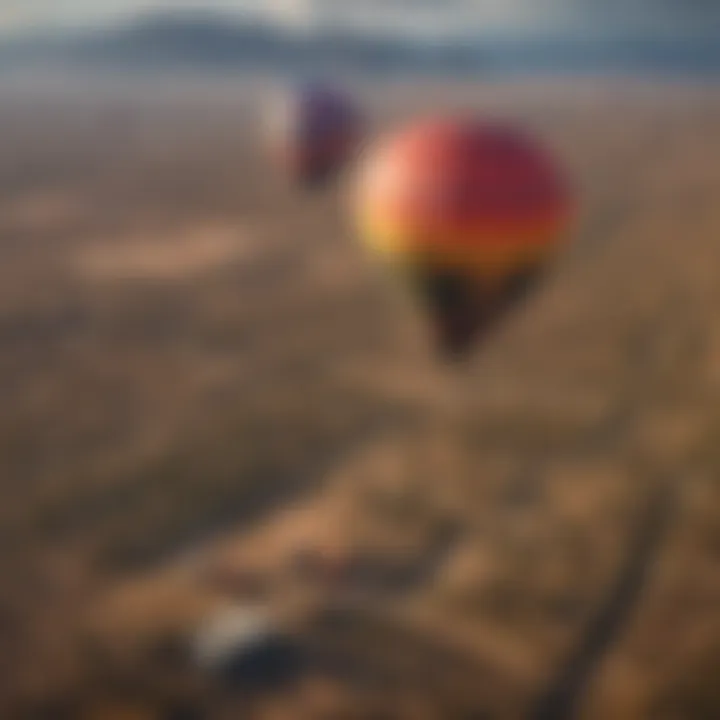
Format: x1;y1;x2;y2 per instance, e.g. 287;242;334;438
0;75;719;718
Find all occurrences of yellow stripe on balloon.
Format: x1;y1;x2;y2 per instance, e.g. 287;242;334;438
359;212;568;277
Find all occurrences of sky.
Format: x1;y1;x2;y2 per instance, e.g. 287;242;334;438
1;0;719;38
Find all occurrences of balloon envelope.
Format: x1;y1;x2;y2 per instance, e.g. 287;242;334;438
266;83;362;185
353;117;573;357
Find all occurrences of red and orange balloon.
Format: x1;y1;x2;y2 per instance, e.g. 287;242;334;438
352;117;573;357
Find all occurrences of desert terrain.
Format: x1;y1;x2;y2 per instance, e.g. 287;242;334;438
1;74;720;719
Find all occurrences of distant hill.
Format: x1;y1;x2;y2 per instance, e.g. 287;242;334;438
0;12;483;76
1;11;720;77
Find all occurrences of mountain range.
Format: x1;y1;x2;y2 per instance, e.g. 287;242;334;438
1;11;719;76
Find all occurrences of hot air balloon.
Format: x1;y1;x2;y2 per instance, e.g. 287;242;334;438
353;117;573;359
265;82;362;186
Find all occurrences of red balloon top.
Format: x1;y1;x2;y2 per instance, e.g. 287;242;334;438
357;118;571;249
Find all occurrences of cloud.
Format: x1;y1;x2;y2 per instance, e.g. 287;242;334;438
0;3;37;28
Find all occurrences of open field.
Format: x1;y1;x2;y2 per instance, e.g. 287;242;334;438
1;75;720;718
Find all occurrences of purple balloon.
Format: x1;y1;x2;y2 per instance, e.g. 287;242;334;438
265;81;361;182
